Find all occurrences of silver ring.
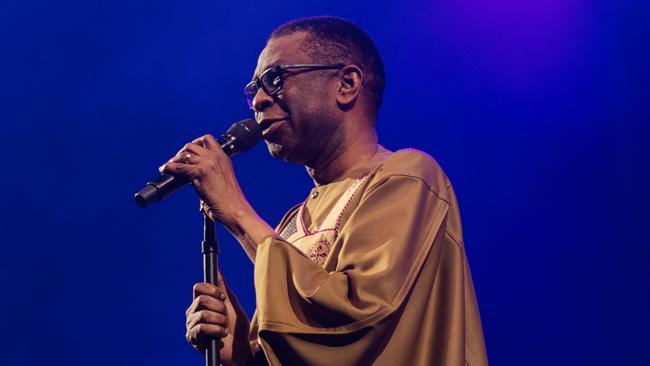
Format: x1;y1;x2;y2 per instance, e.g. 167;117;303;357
183;152;192;162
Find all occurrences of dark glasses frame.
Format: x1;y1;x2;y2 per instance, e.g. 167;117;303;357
244;63;345;109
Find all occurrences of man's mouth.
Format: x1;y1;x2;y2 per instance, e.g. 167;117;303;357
259;117;287;129
261;118;288;140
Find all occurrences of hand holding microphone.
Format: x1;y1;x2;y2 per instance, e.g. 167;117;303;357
134;118;262;208
159;133;252;226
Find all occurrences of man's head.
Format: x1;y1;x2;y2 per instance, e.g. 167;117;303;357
249;16;385;164
268;17;385;116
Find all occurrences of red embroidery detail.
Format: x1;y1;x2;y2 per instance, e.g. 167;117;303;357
309;235;331;265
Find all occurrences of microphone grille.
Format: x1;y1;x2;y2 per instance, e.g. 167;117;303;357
227;118;262;152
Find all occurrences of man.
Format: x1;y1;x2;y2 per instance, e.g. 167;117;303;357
160;16;488;366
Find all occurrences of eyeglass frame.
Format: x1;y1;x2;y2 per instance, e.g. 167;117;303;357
244;63;345;110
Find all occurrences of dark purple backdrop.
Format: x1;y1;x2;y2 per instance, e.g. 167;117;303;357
1;1;648;365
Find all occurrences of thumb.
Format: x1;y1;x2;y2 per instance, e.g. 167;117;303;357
216;271;228;295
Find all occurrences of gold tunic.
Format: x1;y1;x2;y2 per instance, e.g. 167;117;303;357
249;147;488;366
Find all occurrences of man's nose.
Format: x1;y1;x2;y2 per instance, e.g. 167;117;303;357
252;87;274;112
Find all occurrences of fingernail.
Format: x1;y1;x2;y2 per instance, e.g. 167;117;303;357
219;293;226;300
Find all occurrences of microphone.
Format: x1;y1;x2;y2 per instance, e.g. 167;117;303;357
134;118;262;208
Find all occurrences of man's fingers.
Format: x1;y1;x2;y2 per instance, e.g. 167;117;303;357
216;272;229;296
185;281;230;353
164;142;209;167
186;294;227;316
162;136;227;173
200;134;220;151
167;152;198;165
186;309;228;330
193;134;228;160
159;161;191;175
193;282;227;300
174;142;208;158
186;323;229;346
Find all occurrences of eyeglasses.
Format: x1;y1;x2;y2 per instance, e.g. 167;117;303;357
244;64;345;109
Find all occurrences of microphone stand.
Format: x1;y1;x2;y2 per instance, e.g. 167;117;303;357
202;212;220;366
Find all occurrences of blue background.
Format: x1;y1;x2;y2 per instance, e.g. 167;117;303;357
1;1;648;365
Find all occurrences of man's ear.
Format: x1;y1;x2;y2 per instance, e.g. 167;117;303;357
336;65;363;110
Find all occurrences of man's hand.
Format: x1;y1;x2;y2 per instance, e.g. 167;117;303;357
159;134;277;247
185;282;229;351
159;134;250;229
186;276;252;366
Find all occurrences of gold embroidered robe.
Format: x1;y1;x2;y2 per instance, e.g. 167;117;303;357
249;147;488;366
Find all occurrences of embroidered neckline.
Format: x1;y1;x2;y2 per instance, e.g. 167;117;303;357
296;174;370;239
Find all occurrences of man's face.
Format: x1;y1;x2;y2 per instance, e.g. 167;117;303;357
251;32;342;164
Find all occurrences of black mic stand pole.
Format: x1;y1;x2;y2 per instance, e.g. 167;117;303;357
202;212;220;366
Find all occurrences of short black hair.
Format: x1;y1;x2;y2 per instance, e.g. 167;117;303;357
269;16;386;118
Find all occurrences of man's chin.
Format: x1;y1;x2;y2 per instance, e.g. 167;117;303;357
265;141;303;163
265;141;289;160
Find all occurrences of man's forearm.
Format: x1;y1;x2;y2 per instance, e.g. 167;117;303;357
227;207;278;262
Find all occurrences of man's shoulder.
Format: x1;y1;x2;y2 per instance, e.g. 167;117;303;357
374;148;452;203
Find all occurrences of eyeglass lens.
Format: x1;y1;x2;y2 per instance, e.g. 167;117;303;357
245;67;284;109
245;82;257;109
262;68;283;94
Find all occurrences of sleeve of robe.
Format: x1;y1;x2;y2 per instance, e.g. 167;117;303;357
252;154;486;366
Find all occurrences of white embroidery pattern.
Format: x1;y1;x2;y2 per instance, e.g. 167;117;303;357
284;176;368;266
